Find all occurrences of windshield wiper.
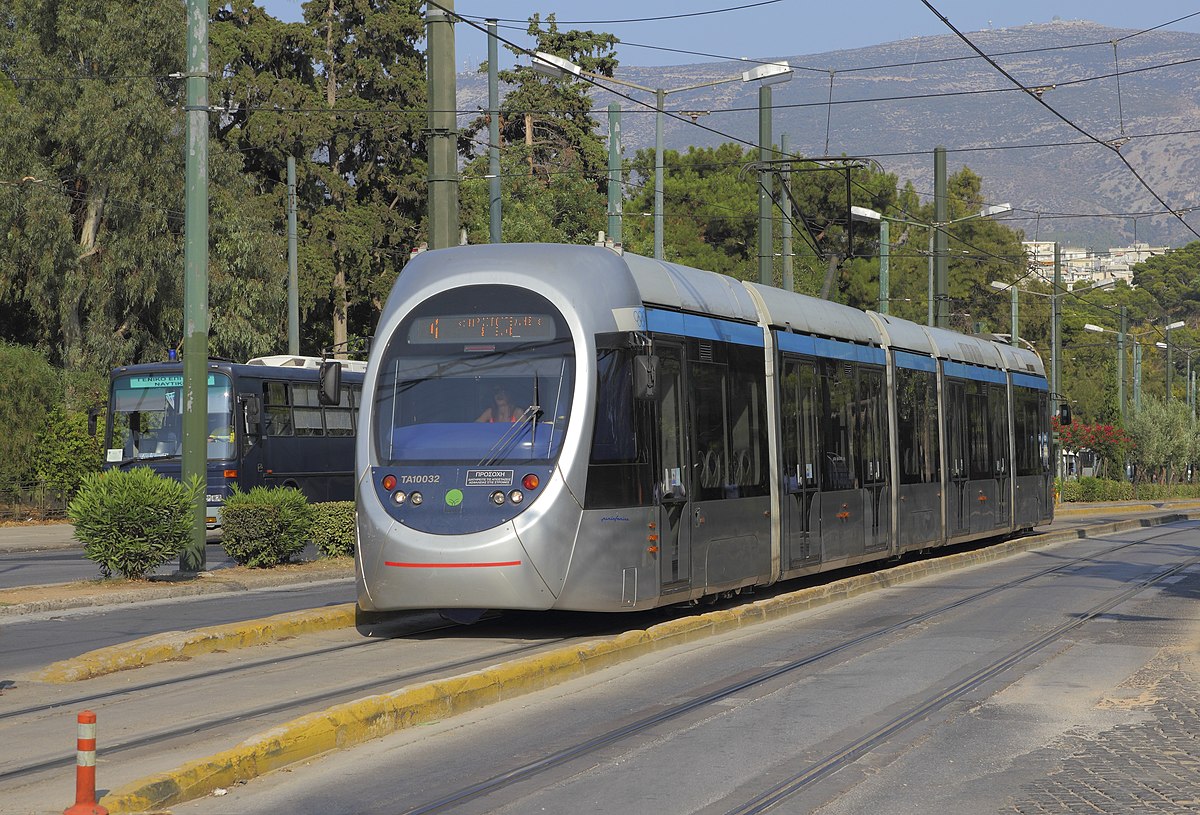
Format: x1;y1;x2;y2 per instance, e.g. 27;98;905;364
116;451;177;468
477;403;542;467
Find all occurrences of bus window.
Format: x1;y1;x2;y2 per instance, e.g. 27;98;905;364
264;381;294;437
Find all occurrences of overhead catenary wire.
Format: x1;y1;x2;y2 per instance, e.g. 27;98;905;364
919;0;1200;243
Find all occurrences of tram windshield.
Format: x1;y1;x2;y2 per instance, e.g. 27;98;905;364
373;286;575;465
106;372;236;464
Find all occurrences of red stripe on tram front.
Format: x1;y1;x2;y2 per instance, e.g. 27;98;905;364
385;560;522;568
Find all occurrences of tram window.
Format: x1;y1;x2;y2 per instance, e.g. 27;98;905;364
989;385;1009;476
1014;388;1044;477
857;366;886;485
691;360;729;501
657;352;687;500
821;361;856;490
967;381;991;480
897;367;939;484
947;380;966;479
781;359;819;490
585;346;653;508
727;345;768;497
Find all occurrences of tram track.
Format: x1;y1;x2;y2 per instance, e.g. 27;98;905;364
396;524;1200;814
0;616;620;786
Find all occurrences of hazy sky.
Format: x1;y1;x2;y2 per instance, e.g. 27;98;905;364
259;1;1200;68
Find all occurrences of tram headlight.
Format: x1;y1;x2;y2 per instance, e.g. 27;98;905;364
508;489;524;504
490;490;506;506
410;491;423;506
392;490;407;505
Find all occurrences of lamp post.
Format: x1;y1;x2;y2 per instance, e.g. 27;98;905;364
989;280;1019;347
929;203;1012;327
849;205;890;314
532;53;791;264
1085;322;1128;425
1164;320;1186;401
741;61;794;286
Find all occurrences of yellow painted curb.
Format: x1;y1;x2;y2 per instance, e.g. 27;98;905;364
35;604;357;682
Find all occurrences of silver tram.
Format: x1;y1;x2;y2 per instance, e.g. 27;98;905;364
353;243;1053;617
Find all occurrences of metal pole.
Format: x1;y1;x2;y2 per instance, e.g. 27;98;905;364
927;228;934;327
1167;325;1175;401
1009;285;1018;347
780;133;793;292
1118;306;1127;425
758;84;773;286
1134;340;1142;409
426;1;458;249
607;103;622;245
287;156;298;355
653;88;664;260
1052;242;1062;418
182;0;210;572
878;219;890;314
933;146;948;328
487;19;501;244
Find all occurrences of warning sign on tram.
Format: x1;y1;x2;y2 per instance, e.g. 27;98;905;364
465;469;514;487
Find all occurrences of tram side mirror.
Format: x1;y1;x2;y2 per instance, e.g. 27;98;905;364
1058;402;1072;426
241;394;262;437
318;360;342;406
87;407;99;437
634;354;659;400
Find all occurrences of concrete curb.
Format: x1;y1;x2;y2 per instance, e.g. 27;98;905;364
34;603;356;682
100;510;1200;812
0;570;352;618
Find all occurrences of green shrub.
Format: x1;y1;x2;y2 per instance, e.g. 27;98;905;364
221;486;314;568
68;468;203;579
35;406;103;501
310;501;356;558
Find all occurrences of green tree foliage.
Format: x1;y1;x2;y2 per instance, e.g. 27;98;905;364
0;342;62;485
210;1;427;356
34;406;104;499
1125;395;1200;483
68;468;203;579
1131;241;1200;318
460;14;614;244
0;1;288;370
0;340;106;492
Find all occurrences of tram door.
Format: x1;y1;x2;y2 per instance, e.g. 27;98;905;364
859;367;890;553
655;344;691;595
946;380;971;536
781;358;821;569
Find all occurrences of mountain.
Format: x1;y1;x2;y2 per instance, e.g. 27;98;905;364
457;20;1200;250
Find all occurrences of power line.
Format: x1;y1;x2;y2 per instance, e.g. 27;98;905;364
919;0;1200;243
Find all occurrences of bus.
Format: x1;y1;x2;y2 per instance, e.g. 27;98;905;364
101;355;365;526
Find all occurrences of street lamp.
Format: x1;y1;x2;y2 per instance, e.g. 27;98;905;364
931;203;1011;327
1085;321;1129;424
1164;320;1186;400
850;206;890;314
532;53;791;266
989;280;1020;347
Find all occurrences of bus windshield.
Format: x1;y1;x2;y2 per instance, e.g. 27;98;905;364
106;372;236;464
373;285;575;466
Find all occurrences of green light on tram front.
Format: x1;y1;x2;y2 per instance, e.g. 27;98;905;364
445;489;463;507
